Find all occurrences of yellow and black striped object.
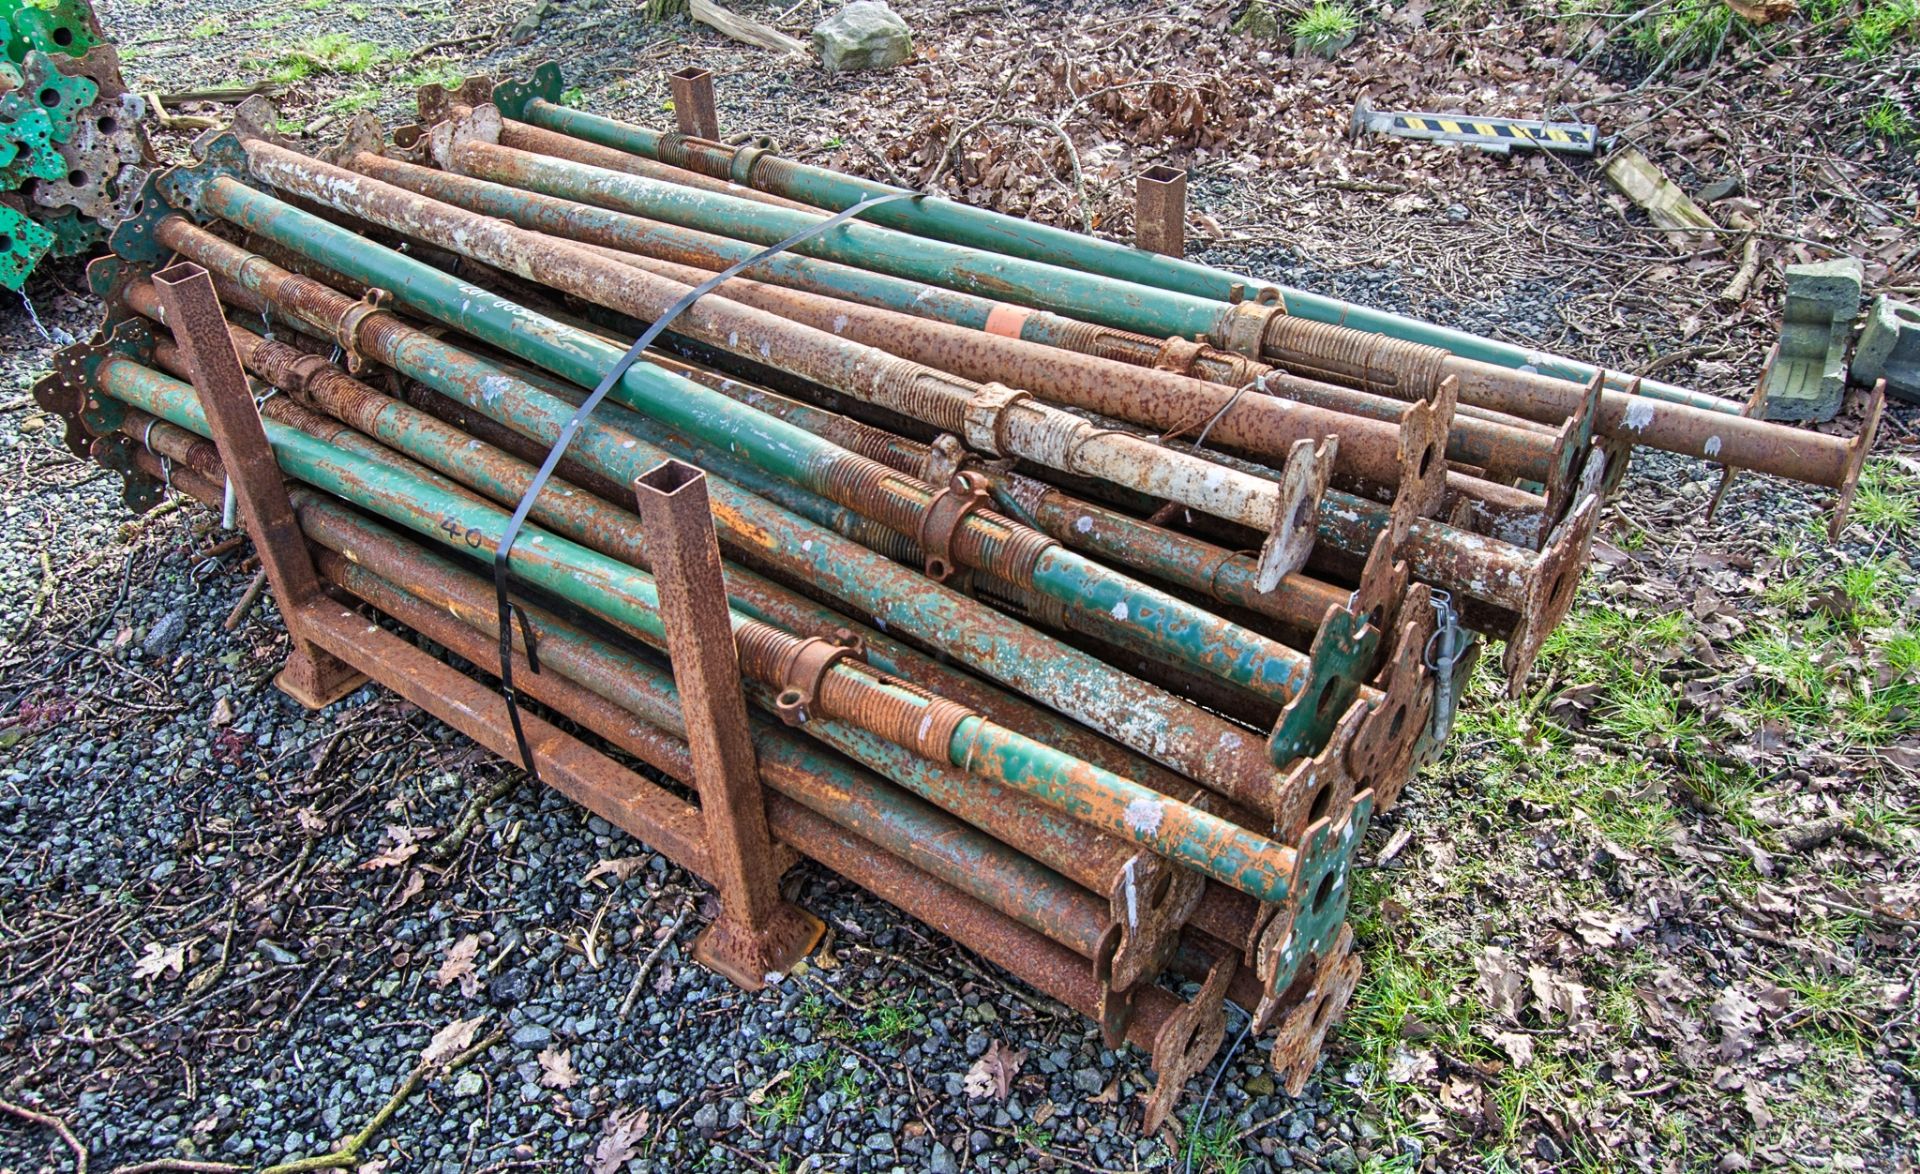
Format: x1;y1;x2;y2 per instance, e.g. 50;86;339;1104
1350;99;1600;155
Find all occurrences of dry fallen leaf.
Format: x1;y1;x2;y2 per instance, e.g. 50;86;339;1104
1712;986;1763;1061
420;1014;486;1068
132;940;187;981
209;697;235;727
1489;1030;1535;1069
589;1107;649;1174
362;825;435;870
963;1039;1027;1101
581;857;651;885
1475;947;1527;1022
537;1046;580;1090
434;934;482;998
1088;1076;1121;1104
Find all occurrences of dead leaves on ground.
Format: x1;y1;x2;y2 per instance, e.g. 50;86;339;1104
433;933;483;999
537;1046;580;1090
132;939;188;981
963;1039;1026;1101
421;1014;486;1069
589;1108;648;1174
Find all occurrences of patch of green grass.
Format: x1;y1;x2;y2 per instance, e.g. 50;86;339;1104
1845;0;1920;58
345;1;371;17
299;0;332;8
328;87;381;114
1010;1123;1054;1150
559;85;587;107
274;116;307;136
189;15;226;37
309;33;383;72
1629;0;1737;65
854;998;925;1044
1739;629;1829;722
398;63;465;91
1840;678;1920;744
1343;916;1490;1115
247;12;295;30
1184;1113;1252;1174
1864;99;1917;143
1851;460;1920;534
1597;678;1695;745
1576;757;1678;851
753;1056;834;1127
1293;0;1360;41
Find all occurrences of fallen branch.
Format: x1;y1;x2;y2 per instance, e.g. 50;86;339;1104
0;1097;88;1174
618;898;693;1021
259;1030;504;1173
690;0;809;56
109;1160;247;1174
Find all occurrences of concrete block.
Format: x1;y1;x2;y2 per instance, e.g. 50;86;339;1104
1852;295;1920;405
812;2;912;74
1763;257;1863;423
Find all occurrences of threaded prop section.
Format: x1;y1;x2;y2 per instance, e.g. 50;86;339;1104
1191;347;1275;387
952;514;1057;589
1263;317;1448;400
867;355;970;433
731;619;797;684
816;451;926;538
817;671;974;762
1044;317;1167;367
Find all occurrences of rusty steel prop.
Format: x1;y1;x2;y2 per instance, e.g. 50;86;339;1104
124;156;1380;771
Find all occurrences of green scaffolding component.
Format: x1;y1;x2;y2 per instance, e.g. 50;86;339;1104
39;202;100;255
0;198;55;289
1;0;101;63
0;105;63;184
16;49;99;142
494;61;1740;416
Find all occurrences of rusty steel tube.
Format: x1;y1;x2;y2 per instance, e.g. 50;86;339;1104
122;414;1132;975
94;353;1313;903
256;141;1327;568
125;426;1221;1091
133;302;1214;984
144;213;1291;812
226;143;1346;716
345;148;1553;496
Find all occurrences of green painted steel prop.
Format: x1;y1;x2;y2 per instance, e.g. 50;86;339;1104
490;61;1732;415
86;350;1315;904
123;214;1303;814
141;135;1373;768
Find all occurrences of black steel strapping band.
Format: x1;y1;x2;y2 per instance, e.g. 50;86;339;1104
490;190;918;779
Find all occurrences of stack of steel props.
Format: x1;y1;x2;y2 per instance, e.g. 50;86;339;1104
39;138;1443;1132
451;65;1884;544
0;0;148;289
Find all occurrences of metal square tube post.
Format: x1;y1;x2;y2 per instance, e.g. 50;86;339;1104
1136;165;1188;259
634;458;823;989
669;67;719;141
148;261;367;708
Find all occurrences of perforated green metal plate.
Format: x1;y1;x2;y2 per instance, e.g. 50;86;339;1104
18;50;98;141
0;105;62;183
0;197;54;289
1;0;102;64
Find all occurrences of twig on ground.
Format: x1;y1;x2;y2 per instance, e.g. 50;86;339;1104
222;567;269;631
619;897;694;1022
259;1030;505;1173
0;1097;89;1174
109;1160;247;1173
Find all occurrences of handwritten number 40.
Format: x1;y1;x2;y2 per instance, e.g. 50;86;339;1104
440;515;487;548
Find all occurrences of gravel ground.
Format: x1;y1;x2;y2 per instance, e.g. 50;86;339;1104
4;2;1918;1171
